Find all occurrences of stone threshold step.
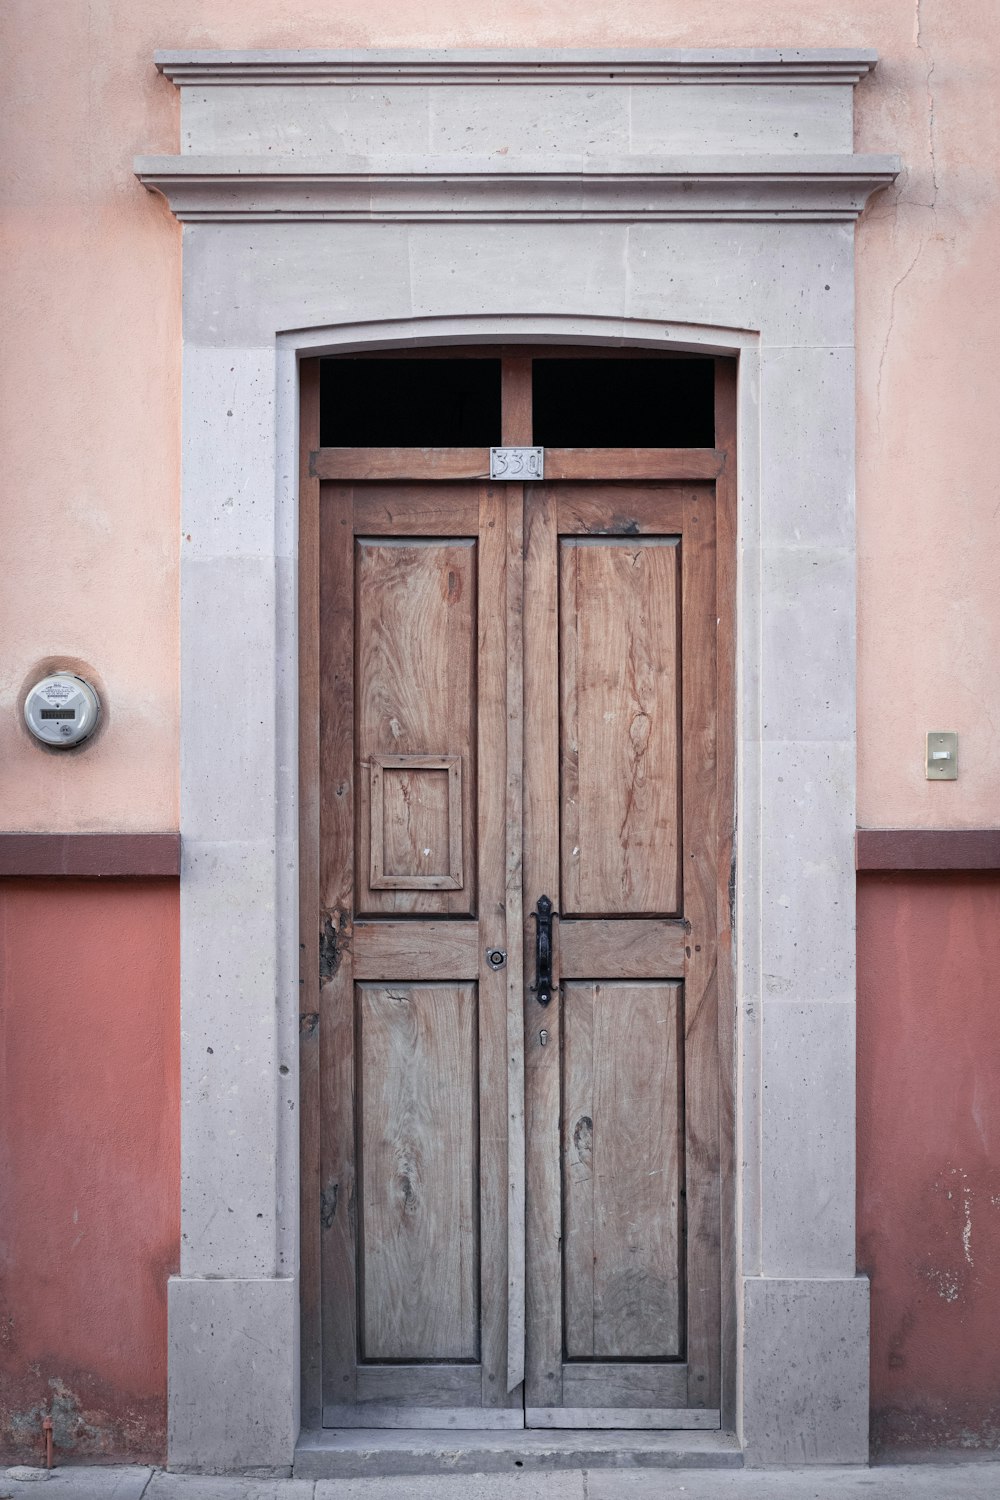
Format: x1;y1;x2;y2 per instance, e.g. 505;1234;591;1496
295;1428;742;1478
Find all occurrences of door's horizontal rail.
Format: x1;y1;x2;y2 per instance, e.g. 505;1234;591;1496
323;1403;524;1429
558;919;688;979
561;1361;688;1407
352;919;481;979
312;447;723;482
526;1407;721;1430
356;1364;482;1403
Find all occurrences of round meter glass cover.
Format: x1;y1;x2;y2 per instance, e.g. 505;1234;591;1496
24;673;100;748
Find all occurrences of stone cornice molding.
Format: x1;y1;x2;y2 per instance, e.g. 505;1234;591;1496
154;47;878;87
136;153;899;224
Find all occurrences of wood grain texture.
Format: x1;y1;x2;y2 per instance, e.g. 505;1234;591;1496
563;982;681;1359
557;487;697;538
353;486;481;536
501;356;533;446
714;357;738;1431
356;1365;482;1402
561;1364;688;1408
370;755;463;890
679;490;721;1410
298;358;323;1424
314;447;490;481
500;483;527;1396
360;982;479;1361
476;482;519;1407
559;920;687;979
523;481;564;1411
324;1404;524;1430
525;1407;720;1430
313;449;722;483
543;449;722;481
319;480;359;1406
352;920;480;980
560;538;680;916
355;538;475;915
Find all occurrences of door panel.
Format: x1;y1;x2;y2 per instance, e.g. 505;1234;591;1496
320;482;519;1426
356;537;475;914
524;483;720;1428
562;979;682;1360
359;981;479;1361
559;538;680;916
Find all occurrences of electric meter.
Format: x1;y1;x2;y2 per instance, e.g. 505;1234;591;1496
24;673;100;748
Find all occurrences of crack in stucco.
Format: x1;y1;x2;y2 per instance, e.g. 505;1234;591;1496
916;0;940;208
875;242;922;435
876;1;941;433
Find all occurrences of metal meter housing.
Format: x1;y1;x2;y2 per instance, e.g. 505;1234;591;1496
24;673;101;748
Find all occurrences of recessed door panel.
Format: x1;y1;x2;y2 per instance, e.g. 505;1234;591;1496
563;979;682;1360
356;537;476;916
359;981;479;1361
559;538;681;916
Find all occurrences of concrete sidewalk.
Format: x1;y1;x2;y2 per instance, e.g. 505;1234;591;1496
5;1463;1000;1500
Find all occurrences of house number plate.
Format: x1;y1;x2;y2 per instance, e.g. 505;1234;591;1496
490;446;544;480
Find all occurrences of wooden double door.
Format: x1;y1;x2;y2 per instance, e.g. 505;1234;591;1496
301;353;733;1431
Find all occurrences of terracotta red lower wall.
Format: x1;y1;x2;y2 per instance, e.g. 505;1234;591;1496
2;870;998;1462
0;880;179;1465
858;871;1000;1455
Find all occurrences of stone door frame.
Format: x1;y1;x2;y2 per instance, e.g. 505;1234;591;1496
136;48;899;1473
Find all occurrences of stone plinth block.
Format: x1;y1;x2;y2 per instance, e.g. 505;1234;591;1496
741;1275;869;1466
168;1276;298;1473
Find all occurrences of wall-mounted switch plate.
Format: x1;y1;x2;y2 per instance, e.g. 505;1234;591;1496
926;731;958;780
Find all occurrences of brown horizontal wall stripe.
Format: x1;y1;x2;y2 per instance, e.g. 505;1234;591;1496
856;828;1000;872
4;829;995;878
0;833;181;878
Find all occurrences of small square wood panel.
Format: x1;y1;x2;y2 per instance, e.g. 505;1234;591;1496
369;753;464;890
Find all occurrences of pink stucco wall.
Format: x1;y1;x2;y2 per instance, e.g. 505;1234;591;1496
1;0;999;832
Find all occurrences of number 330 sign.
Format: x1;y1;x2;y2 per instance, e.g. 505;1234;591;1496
489;446;545;480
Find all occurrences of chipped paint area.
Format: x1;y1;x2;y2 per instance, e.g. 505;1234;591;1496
0;1371;166;1465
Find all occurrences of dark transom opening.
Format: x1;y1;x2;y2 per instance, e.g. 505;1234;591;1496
531;358;715;447
320;358;502;446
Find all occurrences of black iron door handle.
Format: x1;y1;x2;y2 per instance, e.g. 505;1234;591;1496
531;894;557;1006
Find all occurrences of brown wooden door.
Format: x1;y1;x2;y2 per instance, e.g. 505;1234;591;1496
315;479;524;1427
304;352;732;1432
522;482;721;1427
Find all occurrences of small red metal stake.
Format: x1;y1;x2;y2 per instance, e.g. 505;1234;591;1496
42;1415;53;1470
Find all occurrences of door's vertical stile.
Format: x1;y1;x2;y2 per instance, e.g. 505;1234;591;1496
523;482;563;1412
504;484;526;1395
501;351;532;1397
714;358;739;1430
681;490;721;1410
319;481;359;1405
478;480;514;1406
299;361;322;1424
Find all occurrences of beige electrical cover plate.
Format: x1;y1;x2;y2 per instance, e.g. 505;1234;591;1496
926;730;958;780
